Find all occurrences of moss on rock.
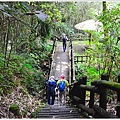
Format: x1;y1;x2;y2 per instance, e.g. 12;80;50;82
9;104;20;116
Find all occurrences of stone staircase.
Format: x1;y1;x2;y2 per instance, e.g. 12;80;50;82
36;88;82;118
35;42;83;119
36;104;82;119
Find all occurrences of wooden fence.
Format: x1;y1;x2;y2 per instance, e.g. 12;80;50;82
69;74;120;118
74;54;104;64
74;55;89;63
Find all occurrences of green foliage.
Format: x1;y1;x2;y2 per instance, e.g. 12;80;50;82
9;104;20;116
14;2;29;14
87;67;98;76
55;22;75;36
0;40;52;95
24;63;33;69
39;2;62;22
75;2;120;86
95;2;120;77
75;63;99;85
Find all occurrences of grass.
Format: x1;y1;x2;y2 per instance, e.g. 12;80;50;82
72;40;88;45
72;40;89;56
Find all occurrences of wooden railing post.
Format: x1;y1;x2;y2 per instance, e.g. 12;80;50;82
51;40;55;53
69;78;82;104
117;74;120;117
77;56;78;63
80;76;87;105
48;39;56;79
99;74;109;110
48;57;52;79
70;38;73;83
89;82;95;108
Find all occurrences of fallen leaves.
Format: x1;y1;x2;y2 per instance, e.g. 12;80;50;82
0;86;44;118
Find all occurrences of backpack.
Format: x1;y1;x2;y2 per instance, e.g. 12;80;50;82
47;80;56;93
62;37;67;43
58;80;66;92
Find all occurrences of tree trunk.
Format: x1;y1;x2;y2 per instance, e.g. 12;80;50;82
4;19;10;69
103;1;108;42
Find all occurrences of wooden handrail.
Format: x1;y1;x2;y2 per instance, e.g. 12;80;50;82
48;39;57;79
74;55;90;63
69;74;120;118
92;80;120;91
93;105;118;118
68;38;75;84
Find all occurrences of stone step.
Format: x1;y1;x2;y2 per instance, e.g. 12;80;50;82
36;114;81;118
36;103;82;119
38;111;78;115
37;105;80;110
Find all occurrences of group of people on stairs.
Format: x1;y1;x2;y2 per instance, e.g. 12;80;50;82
46;74;69;106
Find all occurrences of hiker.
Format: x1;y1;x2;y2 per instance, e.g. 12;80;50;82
57;74;69;105
46;76;56;105
61;33;68;52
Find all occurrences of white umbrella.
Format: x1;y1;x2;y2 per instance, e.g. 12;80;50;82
74;19;102;43
74;19;102;31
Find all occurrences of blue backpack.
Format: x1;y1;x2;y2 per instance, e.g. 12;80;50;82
58;80;66;92
47;80;56;93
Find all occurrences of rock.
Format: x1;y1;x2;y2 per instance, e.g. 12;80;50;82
9;104;20;116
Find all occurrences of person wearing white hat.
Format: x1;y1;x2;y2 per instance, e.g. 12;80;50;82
46;76;56;105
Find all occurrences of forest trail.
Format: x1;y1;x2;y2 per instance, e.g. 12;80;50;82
36;41;84;118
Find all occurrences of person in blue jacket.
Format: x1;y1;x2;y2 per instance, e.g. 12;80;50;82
46;76;56;105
